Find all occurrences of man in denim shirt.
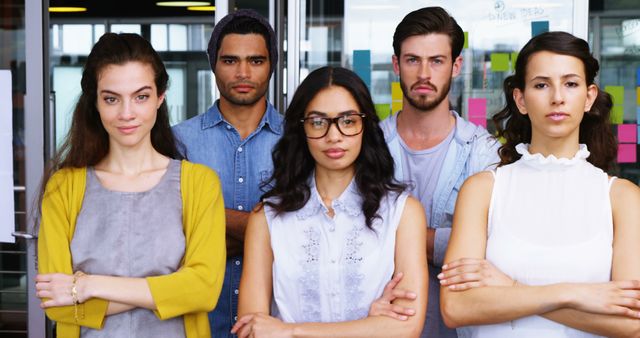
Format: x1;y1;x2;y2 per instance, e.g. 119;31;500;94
172;10;282;337
380;7;500;338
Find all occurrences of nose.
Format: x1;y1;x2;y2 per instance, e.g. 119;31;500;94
418;61;430;80
325;121;343;142
118;100;135;121
551;85;565;106
236;60;250;79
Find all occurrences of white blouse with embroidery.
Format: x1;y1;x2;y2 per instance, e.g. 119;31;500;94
264;177;409;323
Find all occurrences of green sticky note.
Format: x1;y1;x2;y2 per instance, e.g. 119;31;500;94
605;86;624;105
375;103;391;120
491;53;510;72
464;32;469;49
610;105;624;124
510;52;518;71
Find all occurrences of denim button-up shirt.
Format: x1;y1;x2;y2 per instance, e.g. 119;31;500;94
172;100;283;337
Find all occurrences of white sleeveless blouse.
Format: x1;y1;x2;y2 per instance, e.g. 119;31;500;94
264;177;408;323
461;144;614;338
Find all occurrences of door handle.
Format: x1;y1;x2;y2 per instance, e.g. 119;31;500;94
12;231;37;240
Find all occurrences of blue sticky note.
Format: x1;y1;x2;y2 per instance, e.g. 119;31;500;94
637;68;640;86
353;50;371;88
531;21;549;37
637;107;640;124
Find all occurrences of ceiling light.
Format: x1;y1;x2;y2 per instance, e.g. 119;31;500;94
187;5;215;11
49;7;87;12
156;1;210;7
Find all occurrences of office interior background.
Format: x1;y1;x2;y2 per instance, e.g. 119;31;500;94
1;0;639;336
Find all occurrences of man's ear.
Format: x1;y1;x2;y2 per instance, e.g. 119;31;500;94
451;55;463;78
392;54;400;76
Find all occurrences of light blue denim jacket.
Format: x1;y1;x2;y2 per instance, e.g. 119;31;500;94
172;100;283;338
380;111;500;338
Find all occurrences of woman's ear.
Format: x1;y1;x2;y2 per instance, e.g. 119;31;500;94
513;88;527;115
584;84;598;112
157;92;166;109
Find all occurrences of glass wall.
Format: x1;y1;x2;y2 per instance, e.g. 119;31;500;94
0;0;28;336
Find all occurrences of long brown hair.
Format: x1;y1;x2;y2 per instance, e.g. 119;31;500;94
493;31;616;171
37;33;181;215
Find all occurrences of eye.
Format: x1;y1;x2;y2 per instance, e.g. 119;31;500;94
307;117;327;129
136;94;150;102
565;81;579;88
533;83;548;89
432;58;444;65
221;59;235;65
251;59;265;65
406;57;419;64
103;96;117;104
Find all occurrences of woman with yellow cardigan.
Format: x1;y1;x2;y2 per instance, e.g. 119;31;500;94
35;33;225;338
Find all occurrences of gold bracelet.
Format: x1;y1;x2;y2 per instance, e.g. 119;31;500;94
71;271;86;322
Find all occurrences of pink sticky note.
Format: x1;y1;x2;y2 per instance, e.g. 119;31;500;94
618;124;638;143
469;115;487;128
468;98;487;117
617;144;637;163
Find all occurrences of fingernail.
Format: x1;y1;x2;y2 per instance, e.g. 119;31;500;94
407;309;415;315
440;279;447;284
437;273;444;279
449;285;456;290
408;292;417;298
442;264;448;269
399;315;407;321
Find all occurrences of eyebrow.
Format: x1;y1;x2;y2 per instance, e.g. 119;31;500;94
402;53;447;59
529;74;583;81
99;85;153;96
219;55;268;60
306;110;358;117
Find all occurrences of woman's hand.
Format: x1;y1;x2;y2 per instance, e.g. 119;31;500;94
566;281;640;318
35;272;90;308
231;313;295;338
368;272;417;320
439;258;513;291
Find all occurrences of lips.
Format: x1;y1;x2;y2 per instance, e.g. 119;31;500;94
117;126;139;134
411;82;436;94
323;148;346;159
546;112;569;122
232;83;255;93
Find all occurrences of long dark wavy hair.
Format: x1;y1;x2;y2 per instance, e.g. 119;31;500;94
38;33;181;212
261;67;405;228
493;31;616;171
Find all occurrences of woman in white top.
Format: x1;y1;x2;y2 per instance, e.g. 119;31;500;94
231;66;428;337
440;31;640;337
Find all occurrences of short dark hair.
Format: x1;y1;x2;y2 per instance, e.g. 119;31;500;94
493;31;616;171
206;9;278;75
261;67;405;229
393;6;464;59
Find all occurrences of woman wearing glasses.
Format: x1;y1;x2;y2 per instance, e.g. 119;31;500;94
231;66;428;337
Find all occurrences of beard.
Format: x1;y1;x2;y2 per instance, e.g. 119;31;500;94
217;80;268;106
400;76;452;112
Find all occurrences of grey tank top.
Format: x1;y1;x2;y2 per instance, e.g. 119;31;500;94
71;159;186;338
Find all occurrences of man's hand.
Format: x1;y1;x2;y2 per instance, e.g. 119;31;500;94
368;272;417;320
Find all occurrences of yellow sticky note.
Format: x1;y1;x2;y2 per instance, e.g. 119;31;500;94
391;82;402;100
605;86;624;105
392;101;403;114
610;105;624;124
636;87;639;106
491;53;510;72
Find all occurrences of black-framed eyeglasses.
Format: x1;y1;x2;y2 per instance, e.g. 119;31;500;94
300;111;366;139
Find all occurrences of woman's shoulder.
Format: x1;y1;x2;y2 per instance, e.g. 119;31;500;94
45;166;87;193
610;177;640;205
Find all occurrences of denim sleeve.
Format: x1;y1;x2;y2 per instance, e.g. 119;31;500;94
433;227;452;267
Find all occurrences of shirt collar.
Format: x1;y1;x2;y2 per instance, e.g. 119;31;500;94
201;99;283;135
296;174;363;220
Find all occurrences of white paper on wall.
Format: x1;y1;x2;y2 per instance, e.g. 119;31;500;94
0;70;15;243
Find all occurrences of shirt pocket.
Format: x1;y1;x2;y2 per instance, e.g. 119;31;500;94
259;169;274;193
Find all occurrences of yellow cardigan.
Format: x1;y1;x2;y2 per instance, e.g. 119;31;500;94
38;161;226;338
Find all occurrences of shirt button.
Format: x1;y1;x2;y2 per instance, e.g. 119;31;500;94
226;125;232;130
235;260;241;266
237;205;244;211
234;289;239;295
237;146;243;152
238;177;244;183
234;316;238;321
